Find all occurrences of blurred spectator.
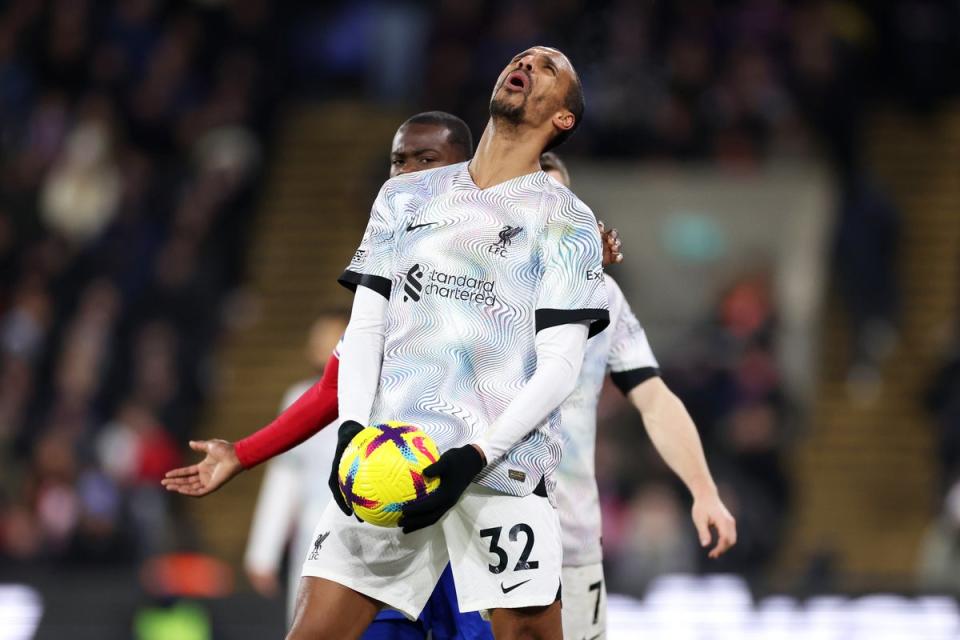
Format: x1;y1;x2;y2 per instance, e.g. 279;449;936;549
97;402;180;556
601;269;792;585
606;483;699;596
694;274;792;579
41;102;121;244
924;297;960;593
927;342;960;491
917;481;960;594
835;171;901;399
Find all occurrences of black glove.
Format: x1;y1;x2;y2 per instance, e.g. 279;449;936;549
400;444;485;534
329;420;365;515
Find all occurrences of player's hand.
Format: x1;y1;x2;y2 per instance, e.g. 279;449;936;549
691;490;737;559
329;419;365;515
161;439;243;497
399;444;485;534
599;220;623;266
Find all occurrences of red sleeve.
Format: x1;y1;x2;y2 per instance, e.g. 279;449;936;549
234;352;340;469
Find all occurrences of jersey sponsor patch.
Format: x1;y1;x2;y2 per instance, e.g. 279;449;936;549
401;263;498;306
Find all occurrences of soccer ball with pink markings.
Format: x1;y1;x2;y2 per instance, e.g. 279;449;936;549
337;421;441;527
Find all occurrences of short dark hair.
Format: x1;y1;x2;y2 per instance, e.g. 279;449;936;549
543;72;584;152
540;151;570;186
401;111;474;159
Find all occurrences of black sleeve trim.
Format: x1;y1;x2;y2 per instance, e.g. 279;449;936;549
610;367;661;395
535;308;610;338
338;269;391;300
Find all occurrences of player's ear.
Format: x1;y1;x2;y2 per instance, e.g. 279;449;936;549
552;109;575;134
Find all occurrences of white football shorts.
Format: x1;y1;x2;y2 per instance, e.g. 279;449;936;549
301;483;562;619
561;563;606;640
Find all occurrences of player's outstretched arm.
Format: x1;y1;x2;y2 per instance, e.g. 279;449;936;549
628;377;737;559
233;351;341;469
162;351;341;496
162;439;244;497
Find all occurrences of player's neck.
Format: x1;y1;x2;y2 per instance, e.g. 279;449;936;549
468;119;544;189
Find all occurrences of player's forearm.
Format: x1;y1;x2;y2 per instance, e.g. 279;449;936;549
339;286;387;426
234;354;340;469
475;322;589;463
629;378;717;498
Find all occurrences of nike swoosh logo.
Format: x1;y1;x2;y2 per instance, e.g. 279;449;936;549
500;579;532;594
406;222;437;231
587;634;603;640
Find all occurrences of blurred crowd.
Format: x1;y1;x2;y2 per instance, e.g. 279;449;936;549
2;0;959;592
303;1;958;159
0;0;278;564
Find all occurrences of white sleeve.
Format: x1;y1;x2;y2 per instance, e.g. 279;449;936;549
534;191;609;337
474;321;589;463
243;458;301;574
338;182;397;299
605;278;660;394
338;285;387;426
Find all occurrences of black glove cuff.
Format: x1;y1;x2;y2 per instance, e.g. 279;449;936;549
338;420;364;441
457;444;485;477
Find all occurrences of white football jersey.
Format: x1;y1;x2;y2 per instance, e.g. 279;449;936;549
340;162;609;497
556;275;659;567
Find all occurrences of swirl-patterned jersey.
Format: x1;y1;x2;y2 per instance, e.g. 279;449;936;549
339;162;609;498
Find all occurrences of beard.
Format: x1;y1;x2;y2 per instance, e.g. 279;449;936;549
489;92;526;125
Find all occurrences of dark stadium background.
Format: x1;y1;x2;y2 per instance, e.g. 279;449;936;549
1;1;959;638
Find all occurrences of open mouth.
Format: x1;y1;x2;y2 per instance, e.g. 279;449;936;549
504;70;530;93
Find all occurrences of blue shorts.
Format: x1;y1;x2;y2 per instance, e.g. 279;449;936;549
361;565;492;640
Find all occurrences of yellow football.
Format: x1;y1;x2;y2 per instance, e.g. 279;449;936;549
337;421;441;527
